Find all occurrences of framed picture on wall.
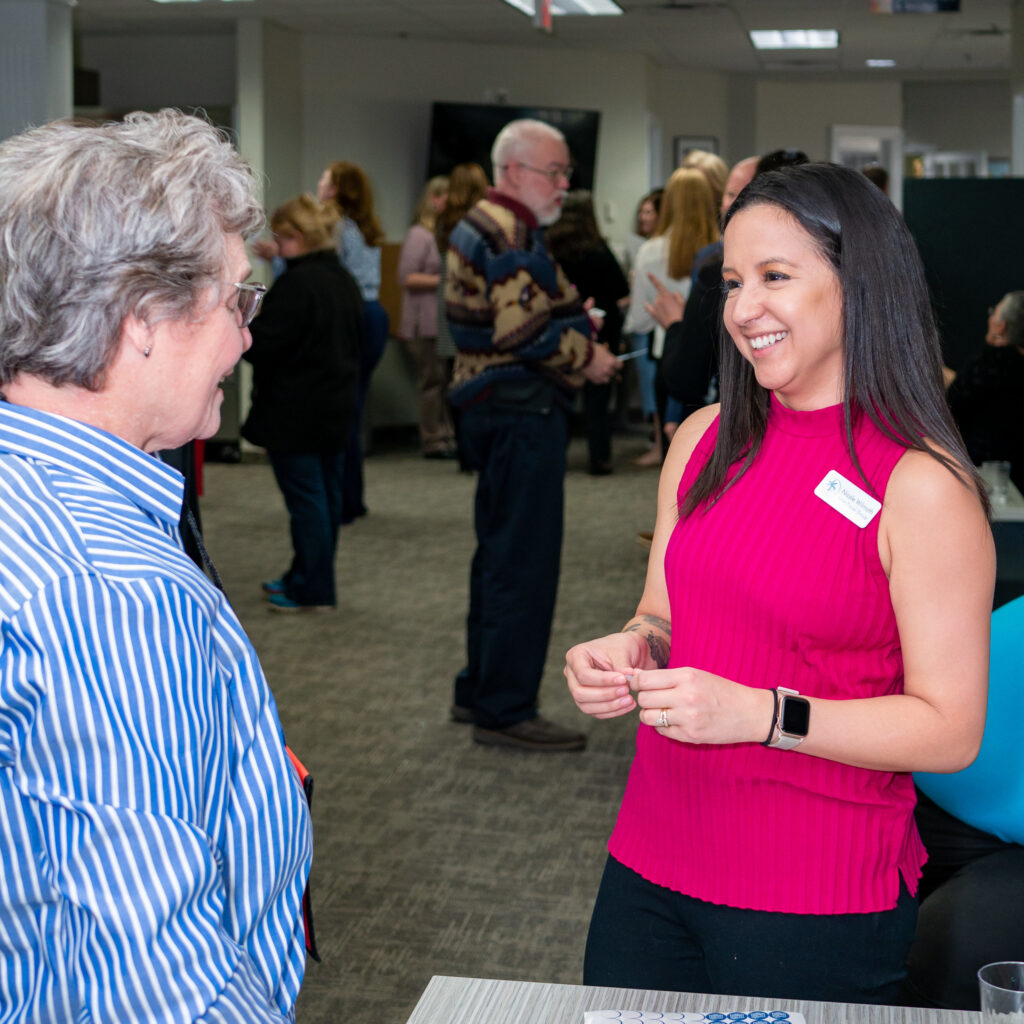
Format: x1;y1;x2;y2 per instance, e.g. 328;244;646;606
674;135;718;166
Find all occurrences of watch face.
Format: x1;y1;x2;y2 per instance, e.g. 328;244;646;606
780;695;810;736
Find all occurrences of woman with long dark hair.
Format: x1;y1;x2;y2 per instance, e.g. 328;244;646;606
566;163;994;1003
546;190;629;474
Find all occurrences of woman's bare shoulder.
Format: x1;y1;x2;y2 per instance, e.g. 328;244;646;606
880;446;990;573
887;446;984;516
658;403;720;506
666;403;720;468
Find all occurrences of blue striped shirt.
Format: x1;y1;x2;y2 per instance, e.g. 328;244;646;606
0;403;311;1023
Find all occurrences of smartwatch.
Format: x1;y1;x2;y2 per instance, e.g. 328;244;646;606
766;686;810;750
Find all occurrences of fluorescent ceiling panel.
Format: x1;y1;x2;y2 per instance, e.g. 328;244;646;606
749;29;840;50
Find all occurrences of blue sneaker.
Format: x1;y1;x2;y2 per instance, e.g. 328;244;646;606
261;578;286;596
266;593;334;614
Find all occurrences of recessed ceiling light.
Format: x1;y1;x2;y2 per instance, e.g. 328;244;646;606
502;0;623;15
749;29;840;50
866;58;896;67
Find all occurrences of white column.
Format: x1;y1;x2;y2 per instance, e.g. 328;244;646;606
235;18;265;181
0;0;72;141
234;18;265;433
1013;0;1024;175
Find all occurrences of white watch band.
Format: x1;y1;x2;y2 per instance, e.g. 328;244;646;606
767;686;806;750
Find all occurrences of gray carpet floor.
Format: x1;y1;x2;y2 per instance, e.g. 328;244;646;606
199;430;661;1023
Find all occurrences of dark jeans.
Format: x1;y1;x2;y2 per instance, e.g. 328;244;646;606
342;298;389;522
268;449;345;606
582;380;611;469
454;388;567;729
584;855;918;1005
903;791;1024;1010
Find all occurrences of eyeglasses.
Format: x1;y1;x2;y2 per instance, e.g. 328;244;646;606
229;282;267;327
508;161;574;184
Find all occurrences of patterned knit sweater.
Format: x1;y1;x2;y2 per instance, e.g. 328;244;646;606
445;188;594;408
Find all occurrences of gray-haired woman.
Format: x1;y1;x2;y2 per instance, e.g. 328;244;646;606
0;110;311;1023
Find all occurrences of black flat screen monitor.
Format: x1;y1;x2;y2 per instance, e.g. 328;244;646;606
427;102;601;190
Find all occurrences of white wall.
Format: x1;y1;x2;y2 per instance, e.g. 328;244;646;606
299;34;654;248
0;0;72;141
649;65;731;177
75;26;1014;241
903;80;1011;158
261;22;304;214
78;31;235;113
754;78;902;160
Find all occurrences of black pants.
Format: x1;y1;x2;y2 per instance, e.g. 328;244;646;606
342;298;388;522
454;385;567;728
584;855;918;1004
582;380;612;469
902;792;1024;1010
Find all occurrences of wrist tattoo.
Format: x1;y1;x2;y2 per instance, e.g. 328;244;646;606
623;614;672;670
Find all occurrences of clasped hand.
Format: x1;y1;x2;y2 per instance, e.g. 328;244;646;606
565;632;769;744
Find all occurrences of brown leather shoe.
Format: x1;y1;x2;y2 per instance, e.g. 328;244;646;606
472;715;586;752
450;704;474;724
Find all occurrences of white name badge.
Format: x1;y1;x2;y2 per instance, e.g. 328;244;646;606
814;469;881;528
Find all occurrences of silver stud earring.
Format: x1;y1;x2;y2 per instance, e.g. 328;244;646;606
143;346;151;358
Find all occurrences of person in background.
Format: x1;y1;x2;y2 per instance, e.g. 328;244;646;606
624;167;719;466
679;148;728;211
567;163;993;1003
446;119;620;752
317;160;389;521
904;595;1024;1010
634;155;759;551
242;194;363;612
720;155;760;213
619;187;664;435
756;147;811;175
624;187;663;278
946;290;1024;491
435;162;490;471
546;190;630;475
652;152;801;439
398;175;456;459
862;162;890;194
660;149;729;433
0;110;311;1022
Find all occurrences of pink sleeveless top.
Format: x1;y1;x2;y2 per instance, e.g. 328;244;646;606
608;396;926;914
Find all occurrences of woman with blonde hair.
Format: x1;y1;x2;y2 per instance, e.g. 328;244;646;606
680;148;729;211
243;192;363;611
624;167;719;464
397;175;455;458
317;160;388;520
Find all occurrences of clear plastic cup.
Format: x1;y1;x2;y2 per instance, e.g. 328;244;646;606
979;962;1024;1017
